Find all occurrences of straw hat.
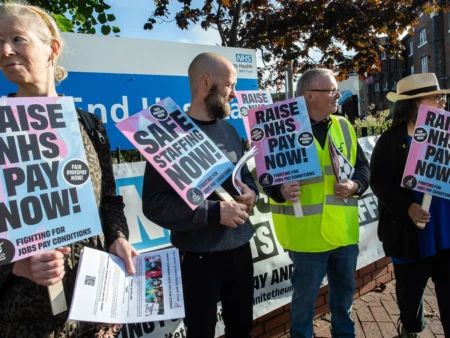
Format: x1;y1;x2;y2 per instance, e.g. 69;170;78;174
386;73;450;102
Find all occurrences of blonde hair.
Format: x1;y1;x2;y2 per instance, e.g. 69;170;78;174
0;1;67;82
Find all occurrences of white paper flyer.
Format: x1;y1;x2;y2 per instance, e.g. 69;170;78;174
69;247;184;323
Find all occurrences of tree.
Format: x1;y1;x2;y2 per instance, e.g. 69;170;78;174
144;0;450;88
2;0;120;35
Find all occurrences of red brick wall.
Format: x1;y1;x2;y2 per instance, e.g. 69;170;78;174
246;256;394;338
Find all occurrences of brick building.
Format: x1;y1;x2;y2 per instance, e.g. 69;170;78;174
360;10;450;114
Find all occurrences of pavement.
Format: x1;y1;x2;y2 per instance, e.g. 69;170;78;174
282;279;445;337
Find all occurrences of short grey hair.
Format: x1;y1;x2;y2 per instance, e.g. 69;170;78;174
296;68;334;96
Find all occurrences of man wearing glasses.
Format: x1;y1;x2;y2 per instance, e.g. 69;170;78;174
265;68;370;338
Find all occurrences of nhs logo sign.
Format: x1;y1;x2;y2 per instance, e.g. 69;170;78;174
236;54;252;63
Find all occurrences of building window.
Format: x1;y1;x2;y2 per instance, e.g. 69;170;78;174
409;41;414;56
374;83;380;92
383;82;388;91
411;65;414;74
381;51;386;60
448;12;450;32
392;81;397;90
421;56;428;73
419;28;427;46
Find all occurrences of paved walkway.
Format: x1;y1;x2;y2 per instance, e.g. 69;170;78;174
283;279;445;337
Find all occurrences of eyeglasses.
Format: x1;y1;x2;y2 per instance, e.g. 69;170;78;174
309;89;341;97
423;94;447;102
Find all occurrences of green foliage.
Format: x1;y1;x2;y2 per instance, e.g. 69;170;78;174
144;0;450;88
111;149;143;164
52;13;74;31
10;0;120;36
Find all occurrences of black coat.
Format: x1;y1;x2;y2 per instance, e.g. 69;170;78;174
370;122;420;258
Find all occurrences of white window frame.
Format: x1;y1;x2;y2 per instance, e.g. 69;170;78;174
392;81;397;90
419;28;427;47
421;56;428;73
381;50;386;60
411;65;415;75
409;41;414;56
383;82;389;91
374;83;380;92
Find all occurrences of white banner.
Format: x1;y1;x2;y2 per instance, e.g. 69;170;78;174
114;136;384;338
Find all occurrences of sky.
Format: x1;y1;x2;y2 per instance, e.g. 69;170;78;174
103;0;325;80
102;0;355;92
106;0;222;46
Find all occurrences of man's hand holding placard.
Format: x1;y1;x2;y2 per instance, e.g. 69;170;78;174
220;201;249;228
281;181;301;202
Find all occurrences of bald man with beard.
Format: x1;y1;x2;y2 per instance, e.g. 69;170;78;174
142;52;258;338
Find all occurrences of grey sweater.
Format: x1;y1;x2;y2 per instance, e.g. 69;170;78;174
142;117;257;252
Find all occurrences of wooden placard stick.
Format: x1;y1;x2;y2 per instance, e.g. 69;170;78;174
48;281;67;315
293;200;304;218
215;186;235;202
416;193;432;229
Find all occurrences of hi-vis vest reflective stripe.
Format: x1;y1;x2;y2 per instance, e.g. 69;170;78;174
270;116;359;253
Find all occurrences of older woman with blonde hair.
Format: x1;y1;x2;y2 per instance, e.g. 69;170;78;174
0;2;137;337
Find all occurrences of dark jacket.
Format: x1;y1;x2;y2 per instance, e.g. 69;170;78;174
370;122;419;258
142;117;258;252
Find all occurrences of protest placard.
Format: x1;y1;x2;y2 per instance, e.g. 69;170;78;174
236;90;273;141
329;133;355;204
248;97;321;217
401;104;450;227
0;97;102;266
116;97;235;210
0;97;103;314
248;97;321;188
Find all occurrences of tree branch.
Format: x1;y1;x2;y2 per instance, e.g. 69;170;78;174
216;2;227;46
229;0;243;47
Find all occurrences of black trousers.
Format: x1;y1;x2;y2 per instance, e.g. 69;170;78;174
394;249;450;337
180;242;254;338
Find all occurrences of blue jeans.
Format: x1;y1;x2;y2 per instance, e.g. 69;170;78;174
289;244;359;338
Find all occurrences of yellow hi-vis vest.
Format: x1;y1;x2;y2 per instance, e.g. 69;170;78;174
270;116;359;253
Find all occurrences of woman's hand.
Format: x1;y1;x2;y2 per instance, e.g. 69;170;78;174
408;203;431;227
109;238;138;275
12;247;70;286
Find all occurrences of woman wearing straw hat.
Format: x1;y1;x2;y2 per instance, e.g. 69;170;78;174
370;73;450;338
0;2;137;337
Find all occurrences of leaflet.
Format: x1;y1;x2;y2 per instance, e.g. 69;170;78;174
69;247;184;323
232;146;258;194
329;133;355;204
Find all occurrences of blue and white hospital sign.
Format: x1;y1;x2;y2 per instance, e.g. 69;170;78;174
0;33;258;150
113;162;172;252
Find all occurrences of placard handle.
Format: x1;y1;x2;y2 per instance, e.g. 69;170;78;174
215;186;235;202
293;200;304;218
416;193;432;229
48;281;67;315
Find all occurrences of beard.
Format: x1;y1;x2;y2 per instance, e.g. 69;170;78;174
204;84;231;119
